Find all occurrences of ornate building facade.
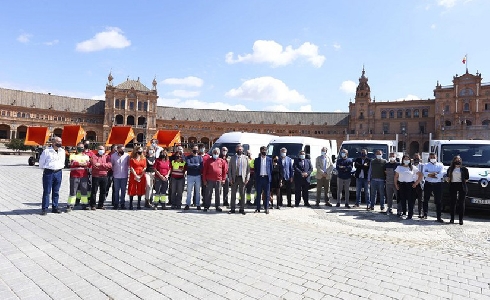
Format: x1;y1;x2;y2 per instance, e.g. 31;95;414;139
1;69;490;154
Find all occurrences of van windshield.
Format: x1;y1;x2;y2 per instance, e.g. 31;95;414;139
441;144;490;167
340;143;389;159
267;143;303;159
208;143;249;156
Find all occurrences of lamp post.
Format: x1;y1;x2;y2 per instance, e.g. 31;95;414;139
144;121;148;145
441;126;445;139
401;126;407;153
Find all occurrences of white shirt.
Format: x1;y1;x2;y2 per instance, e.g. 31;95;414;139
395;165;419;182
39;147;66;170
451;167;462;182
423;162;444;183
260;156;267;175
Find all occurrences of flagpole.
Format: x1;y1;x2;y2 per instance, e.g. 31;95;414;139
466;53;468;73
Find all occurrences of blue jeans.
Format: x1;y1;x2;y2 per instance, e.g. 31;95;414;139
186;175;201;206
256;176;270;210
369;180;385;208
356;178;369;206
113;177;128;208
42;169;62;210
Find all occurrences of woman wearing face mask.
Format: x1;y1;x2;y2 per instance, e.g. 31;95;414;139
385;153;399;215
446;155;469;225
394;154;422;219
154;150;170;209
128;146;147;210
144;148;156;208
169;151;187;209
270;156;284;209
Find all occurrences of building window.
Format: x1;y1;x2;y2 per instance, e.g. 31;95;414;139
389;110;394;118
397;110;403;118
422;109;429;117
383;123;389;134
115;99;120;109
129;101;134;110
405;109;411;118
464;119;472;126
419;122;426;134
359;112;364;119
482;120;490;126
413;109;419;118
381;111;387;119
444;105;450;113
1;111;4;116
121;100;125;109
138;102;142;111
485;103;490;111
445;120;452;127
144;102;148;111
359;124;363;129
463;102;470;112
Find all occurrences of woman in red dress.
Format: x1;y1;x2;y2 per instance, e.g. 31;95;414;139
128;146;147;209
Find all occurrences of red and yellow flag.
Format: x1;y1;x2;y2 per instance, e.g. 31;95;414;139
462;55;467;64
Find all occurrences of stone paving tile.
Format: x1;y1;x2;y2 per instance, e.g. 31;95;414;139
1;156;490;299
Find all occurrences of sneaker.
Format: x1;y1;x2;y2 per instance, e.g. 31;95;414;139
336;203;340;207
52;208;62;214
40;209;47;216
380;207;385;212
387;208;393;214
90;207;96;211
184;205;190;210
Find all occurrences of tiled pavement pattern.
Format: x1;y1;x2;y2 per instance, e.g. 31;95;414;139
1;156;490;299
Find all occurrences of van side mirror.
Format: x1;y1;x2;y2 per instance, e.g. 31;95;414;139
332;155;336;163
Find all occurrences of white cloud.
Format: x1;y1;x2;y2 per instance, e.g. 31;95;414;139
431;24;436;29
225;76;308;105
334;109;344;112
226;40;325;68
299;105;312;112
167;90;201;98
157;98;249;111
161;76;203;87
333;43;341;50
44;39;59;46
91;94;105;100
339;80;357;94
76;27;130;52
437;0;471;9
264;105;291;112
394;94;421;101
17;33;32;43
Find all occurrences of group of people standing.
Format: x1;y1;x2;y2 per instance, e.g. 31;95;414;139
39;138;468;224
332;149;468;224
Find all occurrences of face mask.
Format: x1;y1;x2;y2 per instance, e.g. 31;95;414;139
403;160;410;165
118;150;125;155
212;154;219;159
261;151;266;156
280;152;286;157
192;149;198;154
200;148;205;153
84;144;89;149
55;143;62;148
430;158;437;163
98;150;105;156
455;161;461;166
137;150;143;154
273;159;278;163
76;147;83;153
159;154;166;159
389;157;395;162
148;150;155;155
236;150;242;156
299;155;305;159
340;153;346;158
321;151;326;156
152;142;157;147
376;155;382;159
413;159;420;163
361;153;366;157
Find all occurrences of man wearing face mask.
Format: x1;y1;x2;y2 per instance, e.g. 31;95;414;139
151;139;163;158
39;136;66;215
185;144;203;210
254;146;273;213
279;147;294;207
315;147;333;207
66;142;91;211
368;150;387;211
228;144;250;215
335;149;353;208
385;152;399;215
354;149;371;208
90;145;112;210
202;148;227;212
168;146;184;207
423;152;444;222
293;150;313;207
111;144;130;209
220;147;231;207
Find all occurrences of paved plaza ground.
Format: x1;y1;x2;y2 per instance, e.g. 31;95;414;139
1;155;490;299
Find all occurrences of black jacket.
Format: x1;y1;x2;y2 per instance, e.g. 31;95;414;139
354;157;371;179
447;166;469;193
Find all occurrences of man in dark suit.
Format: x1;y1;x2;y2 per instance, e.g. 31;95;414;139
354;149;371;207
254;146;273;214
279;147;294;207
293;150;313;207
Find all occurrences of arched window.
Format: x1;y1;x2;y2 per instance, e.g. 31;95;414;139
413;109;419;118
465;120;472;126
127;115;135;125
17;112;21;117
422;109;429;117
405;109;411;118
397;110;403;118
381;111;387;119
389;110;394;118
482;120;490;126
445;120;452;126
463;102;470;112
115;115;124;125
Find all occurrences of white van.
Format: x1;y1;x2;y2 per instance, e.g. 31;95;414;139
266;136;338;185
209;132;278;157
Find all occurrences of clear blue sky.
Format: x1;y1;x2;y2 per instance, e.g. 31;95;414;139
0;0;488;112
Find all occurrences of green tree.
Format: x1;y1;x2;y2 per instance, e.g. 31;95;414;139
4;139;31;153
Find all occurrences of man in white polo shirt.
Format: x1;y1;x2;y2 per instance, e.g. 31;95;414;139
39;136;66;215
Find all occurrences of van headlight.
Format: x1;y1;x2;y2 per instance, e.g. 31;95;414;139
480;178;488;188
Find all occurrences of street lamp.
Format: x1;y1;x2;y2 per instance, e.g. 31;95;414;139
401;126;407;153
441;126;445;139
